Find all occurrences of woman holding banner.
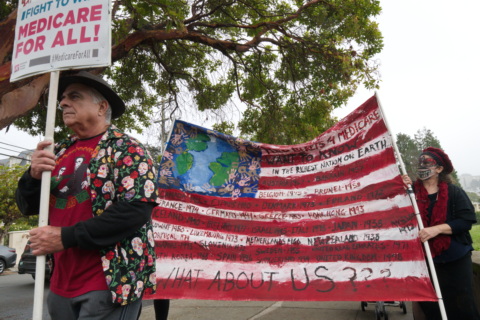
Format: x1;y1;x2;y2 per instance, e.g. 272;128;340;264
403;147;479;320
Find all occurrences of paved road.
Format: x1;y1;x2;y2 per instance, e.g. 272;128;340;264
0;270;51;320
0;269;414;320
0;270;154;320
139;299;414;320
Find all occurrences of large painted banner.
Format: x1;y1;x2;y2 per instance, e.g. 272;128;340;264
11;0;111;81
149;95;437;301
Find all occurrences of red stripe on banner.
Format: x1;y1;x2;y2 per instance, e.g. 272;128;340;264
259;149;397;190
154;176;405;222
153;277;437;302
155;238;425;264
260;120;388;168
156;177;406;215
153;205;416;239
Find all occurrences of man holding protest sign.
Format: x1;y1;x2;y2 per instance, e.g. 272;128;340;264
16;71;158;320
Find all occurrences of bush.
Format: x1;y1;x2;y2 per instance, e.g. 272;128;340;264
471;224;480;251
8;215;38;231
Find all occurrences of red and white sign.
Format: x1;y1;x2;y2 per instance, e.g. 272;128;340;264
11;0;111;81
148;95;437;302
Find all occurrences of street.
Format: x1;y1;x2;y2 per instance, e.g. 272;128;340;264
0;270;51;320
1;269;414;320
0;270;154;320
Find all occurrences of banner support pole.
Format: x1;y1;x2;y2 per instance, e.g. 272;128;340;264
374;91;447;320
161;119;176;156
32;70;59;320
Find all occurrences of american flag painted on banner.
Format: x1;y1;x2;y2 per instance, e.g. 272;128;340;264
148;95;437;301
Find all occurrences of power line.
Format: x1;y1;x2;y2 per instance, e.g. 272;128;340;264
0;146;29;154
0;141;31;151
0;152;31;162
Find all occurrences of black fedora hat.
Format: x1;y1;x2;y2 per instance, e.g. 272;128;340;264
58;71;126;119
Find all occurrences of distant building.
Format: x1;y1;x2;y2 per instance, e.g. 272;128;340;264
473;202;480;212
0;149;33;167
460;174;480;194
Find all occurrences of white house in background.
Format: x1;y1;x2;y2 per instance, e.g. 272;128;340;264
473;202;480;212
0;149;33;167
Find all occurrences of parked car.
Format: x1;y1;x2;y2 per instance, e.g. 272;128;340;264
0;244;17;274
18;242;52;281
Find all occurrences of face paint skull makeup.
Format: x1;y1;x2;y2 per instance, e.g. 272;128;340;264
418;155;437;168
416;155;438;180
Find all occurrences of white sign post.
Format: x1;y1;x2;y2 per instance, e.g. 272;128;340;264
11;0;112;318
32;70;58;320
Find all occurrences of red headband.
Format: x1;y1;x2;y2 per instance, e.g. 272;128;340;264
421;147;453;174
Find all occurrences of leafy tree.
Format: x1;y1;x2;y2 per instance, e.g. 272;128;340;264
0;165;31;241
466;191;480;203
414;127;442;151
396;133;417;178
396;127;458;183
1;0;383;144
212;121;235;136
0;0;15;18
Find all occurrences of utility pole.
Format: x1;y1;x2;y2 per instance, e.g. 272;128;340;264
154;98;171;156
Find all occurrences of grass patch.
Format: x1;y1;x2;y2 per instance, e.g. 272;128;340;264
471;224;480;251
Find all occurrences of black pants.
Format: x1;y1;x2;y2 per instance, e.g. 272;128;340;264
420;253;480;320
154;299;170;320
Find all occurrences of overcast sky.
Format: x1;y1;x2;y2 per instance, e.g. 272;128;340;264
1;0;479;176
335;0;480;176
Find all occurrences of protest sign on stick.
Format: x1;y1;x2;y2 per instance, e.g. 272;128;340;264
149;95;438;302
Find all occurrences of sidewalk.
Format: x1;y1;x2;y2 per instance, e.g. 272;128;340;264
137;250;479;320
140;300;414;320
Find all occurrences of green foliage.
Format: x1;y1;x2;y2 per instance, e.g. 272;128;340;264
0;0;16;21
396;133;418;179
467;191;480;203
8;216;38;232
11;0;383;145
471;224;480;251
0;165;29;240
13;104;71;141
212;122;235;136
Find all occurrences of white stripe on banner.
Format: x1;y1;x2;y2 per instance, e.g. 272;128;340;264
156;260;430;283
256;164;400;199
155;193;413;222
